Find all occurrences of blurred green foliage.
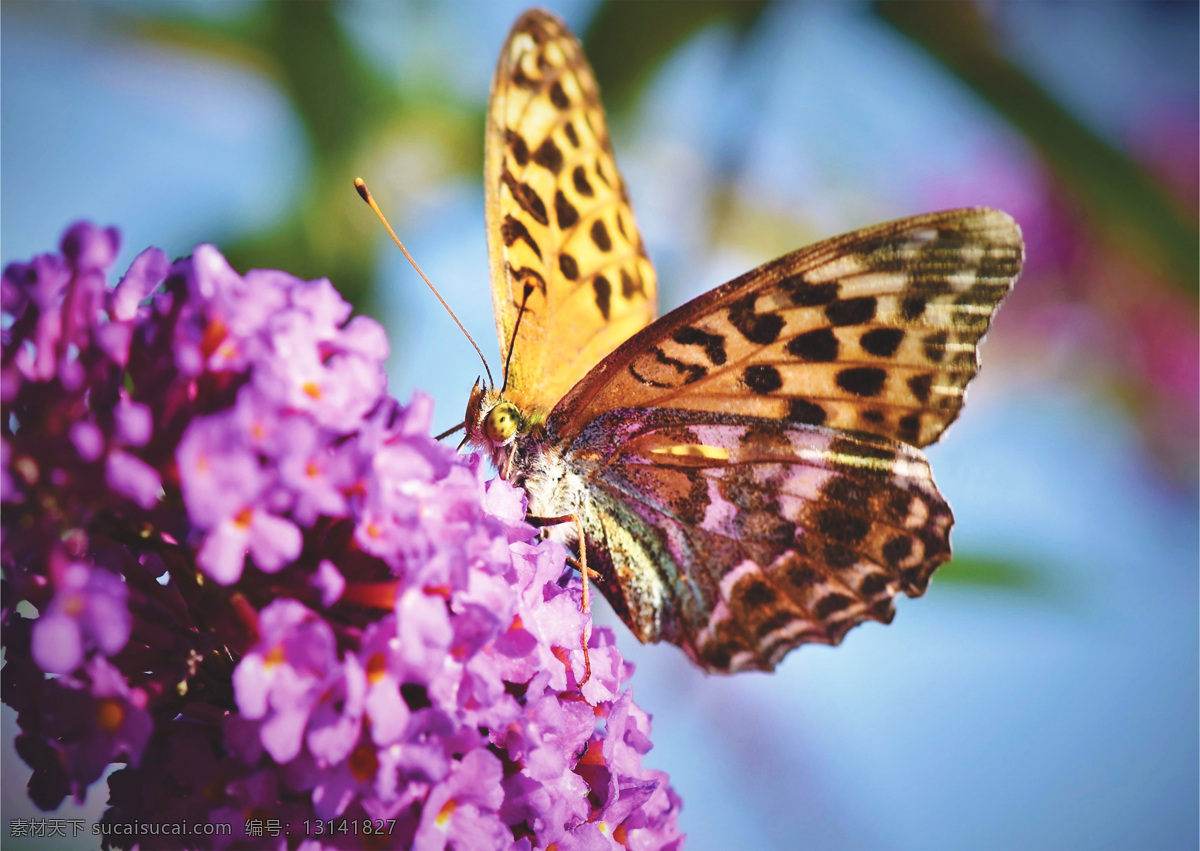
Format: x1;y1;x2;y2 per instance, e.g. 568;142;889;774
583;0;770;114
937;554;1046;593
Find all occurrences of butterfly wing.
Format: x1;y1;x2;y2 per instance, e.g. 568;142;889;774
485;9;657;413
565;407;952;672
551;208;1023;448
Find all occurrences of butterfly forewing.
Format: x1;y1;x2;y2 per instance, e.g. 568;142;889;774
566;408;952;672
550;208;1023;448
485;9;657;413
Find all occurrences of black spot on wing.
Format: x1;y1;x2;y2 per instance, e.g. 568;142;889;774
564;121;580;148
823;476;868;505
729;295;784;344
590;219;612;252
572;165;594;197
922;331;948;364
782;278;839;306
787;563;821;589
654;348;707;384
744;364;783;395
555;190;578;229
621;269;642;298
699;642;733;672
813;506;870;545
787;328;839;362
882;535;913;566
787;399;826;425
907;373;933;404
532;138;563;174
501;215;542;259
860;328;904;358
672;327;727;365
898;414;920;443
822;543;857;569
860;573;889;596
501;172;549;226
510;64;535;89
826;297;877;326
737;577;778;608
814;593;854;619
872;599;897;624
549;80;569;108
559;253;578;281
593;275;611;320
901;296;926;321
505;130;529;166
836;367;887;397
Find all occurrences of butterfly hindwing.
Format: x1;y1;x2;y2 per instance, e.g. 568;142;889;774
566;408;952;672
551;208;1023;448
485;9;657;413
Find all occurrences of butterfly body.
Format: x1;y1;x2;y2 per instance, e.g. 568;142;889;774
465;10;1024;674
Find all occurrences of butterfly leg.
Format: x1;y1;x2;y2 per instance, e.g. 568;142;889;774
527;512;592;687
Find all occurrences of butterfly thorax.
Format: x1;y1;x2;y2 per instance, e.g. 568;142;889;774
462;381;587;544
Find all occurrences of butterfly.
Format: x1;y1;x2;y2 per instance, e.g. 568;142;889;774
460;9;1023;674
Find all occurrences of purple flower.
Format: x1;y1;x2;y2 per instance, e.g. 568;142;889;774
277;418;354;525
232;601;341;764
31;558;131;674
105;449;162;509
178;414;304;584
69;421;105;463
2;223;683;848
0;439;15;503
16;658;153;808
177;414;265;528
413;748;508;851
196;503;303;584
312;558;346;608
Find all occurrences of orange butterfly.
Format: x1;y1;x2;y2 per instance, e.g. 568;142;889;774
459;10;1023;673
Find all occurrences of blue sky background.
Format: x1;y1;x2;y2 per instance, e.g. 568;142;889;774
2;2;1197;849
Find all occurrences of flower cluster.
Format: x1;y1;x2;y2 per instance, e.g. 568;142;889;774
1;224;683;850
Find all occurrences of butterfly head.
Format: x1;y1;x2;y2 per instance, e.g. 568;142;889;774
462;379;546;473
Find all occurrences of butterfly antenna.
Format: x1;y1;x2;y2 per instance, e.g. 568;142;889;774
355;178;494;388
501;283;534;393
433;422;466;441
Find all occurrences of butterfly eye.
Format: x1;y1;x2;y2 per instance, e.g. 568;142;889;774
485;403;520;443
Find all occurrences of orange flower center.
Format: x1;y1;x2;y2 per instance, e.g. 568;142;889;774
435;798;457;828
366;652;387;686
349;744;379;783
95;699;125;732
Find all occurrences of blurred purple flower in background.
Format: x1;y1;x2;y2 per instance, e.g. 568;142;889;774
927;112;1199;481
1;223;682;849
